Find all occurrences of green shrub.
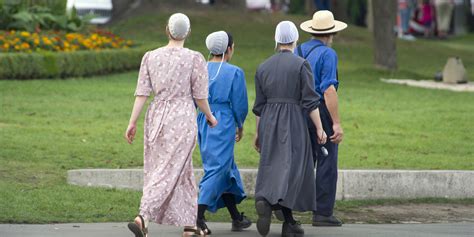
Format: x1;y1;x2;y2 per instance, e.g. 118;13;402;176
0;46;150;79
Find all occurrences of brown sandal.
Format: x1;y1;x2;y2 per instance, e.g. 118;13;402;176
128;215;148;237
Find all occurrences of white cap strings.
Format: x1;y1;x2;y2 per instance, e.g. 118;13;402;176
205;31;229;82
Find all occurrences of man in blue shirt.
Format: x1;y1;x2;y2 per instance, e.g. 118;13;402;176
298;10;347;227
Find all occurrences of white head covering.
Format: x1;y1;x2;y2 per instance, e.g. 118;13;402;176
275;21;299;44
167;13;190;40
206;31;229;55
205;31;230;82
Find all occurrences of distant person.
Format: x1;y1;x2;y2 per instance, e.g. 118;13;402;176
253;21;327;237
195;31;252;234
398;0;417;40
124;13;218;237
409;0;435;37
472;0;474;14
314;0;331;10
298;10;347;227
434;0;455;38
270;0;290;12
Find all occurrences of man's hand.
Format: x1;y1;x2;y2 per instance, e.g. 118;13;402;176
330;123;343;144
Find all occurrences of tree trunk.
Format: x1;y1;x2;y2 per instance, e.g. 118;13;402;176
372;0;397;70
305;0;314;15
366;0;373;32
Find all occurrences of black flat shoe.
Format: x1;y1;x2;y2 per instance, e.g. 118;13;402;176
312;215;342;227
255;199;272;236
183;227;204;236
282;221;304;237
231;212;252;231
196;218;212;235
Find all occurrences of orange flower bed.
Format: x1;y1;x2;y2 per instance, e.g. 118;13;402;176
0;30;133;53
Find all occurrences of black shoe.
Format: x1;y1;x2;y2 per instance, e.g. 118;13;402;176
282;221;304;237
196;218;212;235
255;199;272;236
273;209;285;221
231;212;252;231
312;215;342;227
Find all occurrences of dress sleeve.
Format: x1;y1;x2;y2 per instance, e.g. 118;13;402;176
191;52;209;100
319;49;339;94
301;60;320;112
230;68;249;128
134;52;153;96
252;68;266;117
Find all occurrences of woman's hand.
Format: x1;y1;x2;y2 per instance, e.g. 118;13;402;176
125;123;137;144
253;134;261;153
206;114;218;128
317;129;327;145
235;127;244;142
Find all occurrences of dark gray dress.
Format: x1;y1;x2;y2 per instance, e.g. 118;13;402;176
252;50;320;212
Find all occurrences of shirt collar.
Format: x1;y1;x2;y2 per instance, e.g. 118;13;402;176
310;39;326;46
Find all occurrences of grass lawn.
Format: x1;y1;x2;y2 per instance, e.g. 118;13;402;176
0;9;473;223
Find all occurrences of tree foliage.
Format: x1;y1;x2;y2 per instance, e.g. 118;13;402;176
0;0;90;32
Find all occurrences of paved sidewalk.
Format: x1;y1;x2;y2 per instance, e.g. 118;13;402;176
1;222;473;237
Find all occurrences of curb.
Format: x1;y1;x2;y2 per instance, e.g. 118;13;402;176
67;169;474;200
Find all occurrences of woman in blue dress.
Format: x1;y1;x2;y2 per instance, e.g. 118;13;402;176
196;31;252;234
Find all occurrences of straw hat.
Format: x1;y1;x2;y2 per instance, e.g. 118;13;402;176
300;10;347;35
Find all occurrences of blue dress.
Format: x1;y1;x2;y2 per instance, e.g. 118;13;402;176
197;62;249;212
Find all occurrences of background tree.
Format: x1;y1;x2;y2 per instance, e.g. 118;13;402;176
372;0;397;70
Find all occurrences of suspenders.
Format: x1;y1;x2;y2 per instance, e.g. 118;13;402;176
296;44;339;82
297;44;323;59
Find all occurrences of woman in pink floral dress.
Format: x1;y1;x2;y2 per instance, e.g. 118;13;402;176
124;13;217;237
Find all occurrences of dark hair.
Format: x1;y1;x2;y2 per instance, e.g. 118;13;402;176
211;31;234;56
311;32;336;38
226;32;234;51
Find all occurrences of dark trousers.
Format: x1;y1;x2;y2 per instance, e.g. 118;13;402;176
306;102;338;217
313;0;331;11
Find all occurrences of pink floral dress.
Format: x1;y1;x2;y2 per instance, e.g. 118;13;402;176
134;47;208;226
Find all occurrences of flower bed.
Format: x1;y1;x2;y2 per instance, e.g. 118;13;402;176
0;30;133;53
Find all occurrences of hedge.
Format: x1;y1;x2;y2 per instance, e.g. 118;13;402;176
0;46;150;79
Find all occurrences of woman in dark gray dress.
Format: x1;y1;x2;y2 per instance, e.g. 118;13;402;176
252;21;327;237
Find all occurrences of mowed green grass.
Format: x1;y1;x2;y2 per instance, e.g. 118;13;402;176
0;9;473;223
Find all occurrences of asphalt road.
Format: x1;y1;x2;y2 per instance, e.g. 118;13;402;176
1;222;473;237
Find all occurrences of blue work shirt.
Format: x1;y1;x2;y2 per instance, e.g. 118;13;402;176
296;39;339;100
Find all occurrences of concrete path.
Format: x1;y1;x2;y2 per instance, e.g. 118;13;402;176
381;79;474;92
1;222;473;237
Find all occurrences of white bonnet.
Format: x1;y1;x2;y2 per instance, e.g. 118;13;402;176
167;13;191;40
275;21;299;44
206;31;229;55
